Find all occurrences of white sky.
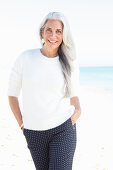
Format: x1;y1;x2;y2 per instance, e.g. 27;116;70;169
0;0;113;67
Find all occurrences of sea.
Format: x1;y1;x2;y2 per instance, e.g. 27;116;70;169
79;66;113;94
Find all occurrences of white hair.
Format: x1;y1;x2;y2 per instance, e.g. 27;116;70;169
38;11;77;98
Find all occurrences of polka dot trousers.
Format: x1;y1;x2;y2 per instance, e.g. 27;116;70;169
23;117;77;170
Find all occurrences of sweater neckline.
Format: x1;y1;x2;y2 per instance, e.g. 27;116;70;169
39;48;59;62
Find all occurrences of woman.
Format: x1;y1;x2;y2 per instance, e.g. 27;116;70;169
7;11;82;170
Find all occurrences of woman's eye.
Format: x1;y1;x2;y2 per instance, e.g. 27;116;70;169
57;30;62;34
46;29;51;33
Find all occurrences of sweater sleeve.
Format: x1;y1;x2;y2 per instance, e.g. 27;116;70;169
70;59;80;98
7;52;24;97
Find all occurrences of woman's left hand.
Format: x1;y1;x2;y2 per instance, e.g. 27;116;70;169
70;108;82;125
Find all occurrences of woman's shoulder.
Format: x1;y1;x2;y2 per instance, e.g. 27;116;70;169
20;48;40;56
17;48;40;62
14;48;40;65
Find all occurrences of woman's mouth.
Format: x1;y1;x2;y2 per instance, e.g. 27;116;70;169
48;40;57;44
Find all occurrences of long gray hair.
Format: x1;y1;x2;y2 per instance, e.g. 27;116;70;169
38;11;77;98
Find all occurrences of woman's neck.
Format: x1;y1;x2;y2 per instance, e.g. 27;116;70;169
40;46;58;58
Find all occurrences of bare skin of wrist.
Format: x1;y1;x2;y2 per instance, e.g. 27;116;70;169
70;96;82;125
8;96;24;131
70;108;82;125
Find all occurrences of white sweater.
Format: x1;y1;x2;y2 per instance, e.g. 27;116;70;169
7;48;80;130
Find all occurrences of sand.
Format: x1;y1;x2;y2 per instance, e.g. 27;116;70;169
0;67;113;170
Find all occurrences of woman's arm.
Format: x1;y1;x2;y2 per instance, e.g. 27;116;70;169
8;96;24;130
70;96;82;124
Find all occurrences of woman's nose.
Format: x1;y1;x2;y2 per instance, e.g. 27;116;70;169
49;32;56;37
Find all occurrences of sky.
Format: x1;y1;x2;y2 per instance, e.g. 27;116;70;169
0;0;113;67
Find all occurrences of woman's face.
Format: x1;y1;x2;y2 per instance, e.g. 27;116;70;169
42;19;63;50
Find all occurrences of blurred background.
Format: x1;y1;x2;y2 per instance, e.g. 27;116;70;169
0;0;113;169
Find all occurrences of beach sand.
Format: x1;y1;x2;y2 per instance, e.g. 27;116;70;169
0;67;113;170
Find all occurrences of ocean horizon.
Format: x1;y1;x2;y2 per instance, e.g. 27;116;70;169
79;65;113;94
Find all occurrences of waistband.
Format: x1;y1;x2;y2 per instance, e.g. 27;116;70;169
23;117;73;135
